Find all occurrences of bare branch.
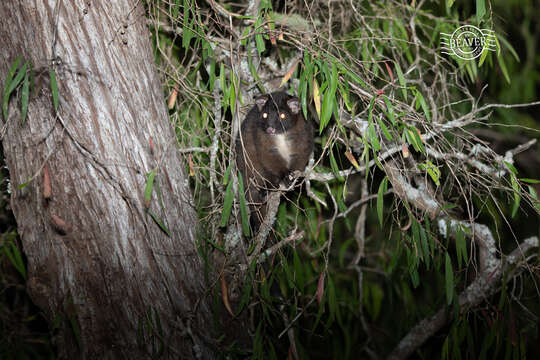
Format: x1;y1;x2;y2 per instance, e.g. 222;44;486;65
247;190;282;264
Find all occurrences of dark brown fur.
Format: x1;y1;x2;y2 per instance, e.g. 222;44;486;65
236;91;313;231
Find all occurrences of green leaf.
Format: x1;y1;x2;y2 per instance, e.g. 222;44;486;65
362;141;370;182
455;225;467;268
338;238;355;268
347;69;367;89
229;73;236;113
327;275;338;322
17;181;29;189
445;252;454;305
240;26;251;47
255;33;265;55
208;58;216;91
49;68;59;112
367;96;376;123
395;62;407;101
319;62;339;133
219;180;234;227
520;178;540;184
329;148;344;182
21;69;30;125
377;177;388;227
409;267;419;288
377;116;393;141
4;239;27;280
404;129;415;151
411;220;422;262
147;210;171;236
419;226;430;269
144;170;156;207
2;56;23;121
497;35;519;62
237;173;250;237
510;174;520;218
406;127;425;154
497;53;511;84
182;0;193;49
320;88;334;132
476;0;486;22
426;161;440;186
478;46;490;67
330;62;338;94
321;61;330;83
219;62;226;94
300;68;308;118
383;96;396;125
338;81;352;112
447;0;455;9
7;61;28;95
412;127;425;153
374;154;384;171
367;123;380;152
172;0;180;18
415;90;430;122
222;164;232;185
504;161;517;175
418;160;440;186
370;284;384;320
528;186;540;212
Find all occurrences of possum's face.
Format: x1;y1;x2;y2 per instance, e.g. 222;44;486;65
254;92;301;135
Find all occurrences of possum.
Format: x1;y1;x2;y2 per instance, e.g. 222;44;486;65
236;91;313;231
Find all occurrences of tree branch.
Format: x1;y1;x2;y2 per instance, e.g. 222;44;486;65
387;235;538;360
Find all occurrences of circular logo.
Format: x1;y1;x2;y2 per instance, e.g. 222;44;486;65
449;25;486;60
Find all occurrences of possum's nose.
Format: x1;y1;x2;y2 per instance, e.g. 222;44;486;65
266;127;276;134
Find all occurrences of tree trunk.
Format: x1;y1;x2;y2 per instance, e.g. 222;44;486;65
0;1;214;358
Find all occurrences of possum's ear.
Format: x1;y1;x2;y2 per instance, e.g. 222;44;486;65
287;97;300;114
255;95;268;111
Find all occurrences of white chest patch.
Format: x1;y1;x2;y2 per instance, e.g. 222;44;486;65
274;134;291;167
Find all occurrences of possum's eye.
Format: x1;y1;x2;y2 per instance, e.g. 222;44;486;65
262;112;268;119
280;113;286;119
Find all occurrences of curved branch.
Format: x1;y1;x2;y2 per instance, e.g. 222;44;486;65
383;148;539;360
387;236;538;360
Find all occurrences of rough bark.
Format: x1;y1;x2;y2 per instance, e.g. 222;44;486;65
0;1;214;358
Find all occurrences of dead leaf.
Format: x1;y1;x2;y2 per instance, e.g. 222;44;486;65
316;272;325;305
188;154;195;177
50;213;70;235
402;143;410;158
344;150;360;170
280;59;299;87
415;127;424;143
149;136;155;156
384;61;394;83
313;80;321;120
221;274;234;316
401;216;412;231
168;88;178;109
43;164;51;201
